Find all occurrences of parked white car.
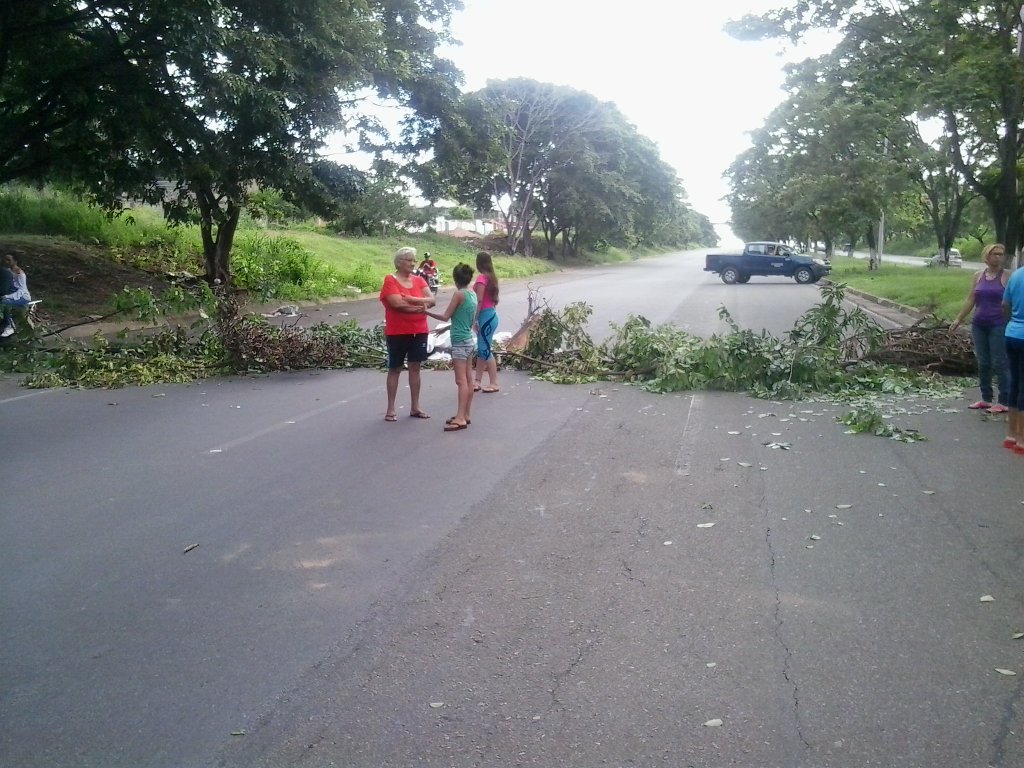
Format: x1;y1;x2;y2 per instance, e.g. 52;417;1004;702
930;248;962;267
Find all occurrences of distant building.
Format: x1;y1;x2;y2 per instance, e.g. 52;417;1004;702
406;213;504;237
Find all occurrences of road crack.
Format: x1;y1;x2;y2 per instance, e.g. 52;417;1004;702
765;523;810;749
989;675;1023;767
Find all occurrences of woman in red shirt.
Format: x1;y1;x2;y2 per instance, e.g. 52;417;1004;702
380;247;436;421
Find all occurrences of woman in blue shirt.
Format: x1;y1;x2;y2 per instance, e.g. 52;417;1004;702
1002;263;1024;453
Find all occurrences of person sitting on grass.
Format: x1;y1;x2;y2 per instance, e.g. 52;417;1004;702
1;253;31;338
427;263;478;431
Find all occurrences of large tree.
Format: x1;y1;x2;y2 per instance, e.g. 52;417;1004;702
1;0;463;282
534;96;683;255
728;0;1024;262
423;78;710;256
726;56;911;255
469;80;608;256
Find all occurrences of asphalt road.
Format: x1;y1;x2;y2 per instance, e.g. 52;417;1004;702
252;248;913;341
3;250;1022;767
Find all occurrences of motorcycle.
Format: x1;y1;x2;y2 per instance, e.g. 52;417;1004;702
413;252;440;295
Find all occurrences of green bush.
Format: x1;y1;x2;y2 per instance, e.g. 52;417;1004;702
230;233;346;300
954;238;984;262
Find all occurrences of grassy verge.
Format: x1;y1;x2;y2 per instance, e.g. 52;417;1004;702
828;256;973;320
1;186;666;313
280;229;557;295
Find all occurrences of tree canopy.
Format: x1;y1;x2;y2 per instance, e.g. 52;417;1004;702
420;78;715;256
725;0;1024;262
2;0;464;281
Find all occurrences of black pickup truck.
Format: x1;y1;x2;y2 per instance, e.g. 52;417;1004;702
704;242;831;285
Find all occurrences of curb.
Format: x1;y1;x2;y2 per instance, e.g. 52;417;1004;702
842;286;928;320
822;280;929;326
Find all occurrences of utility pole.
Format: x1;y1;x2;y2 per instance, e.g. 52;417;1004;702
875;138;889;269
877;209;886;268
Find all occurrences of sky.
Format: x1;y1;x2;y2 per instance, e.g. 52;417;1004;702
437;0;835;245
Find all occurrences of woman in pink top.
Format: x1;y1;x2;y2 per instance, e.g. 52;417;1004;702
472;251;500;392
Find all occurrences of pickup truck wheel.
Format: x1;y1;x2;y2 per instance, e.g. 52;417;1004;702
737;274;751;283
794;266;814;284
721;267;741;284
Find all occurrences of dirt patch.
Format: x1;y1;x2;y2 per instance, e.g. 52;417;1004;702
0;235;178;325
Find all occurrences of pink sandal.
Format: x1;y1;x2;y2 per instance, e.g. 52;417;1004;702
986;404;1009;415
968;401;992;410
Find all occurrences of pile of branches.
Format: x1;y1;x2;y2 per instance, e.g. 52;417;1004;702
858;317;976;376
502;283;968;400
10;281;974;392
214;293;385;372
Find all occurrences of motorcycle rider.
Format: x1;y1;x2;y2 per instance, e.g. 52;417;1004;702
416;252;439;294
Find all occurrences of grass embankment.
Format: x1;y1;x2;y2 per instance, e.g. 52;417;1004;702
828;256;974;321
0;187;659;324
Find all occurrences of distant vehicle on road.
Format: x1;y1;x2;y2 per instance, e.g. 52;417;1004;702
929;248;962;267
704;241;832;285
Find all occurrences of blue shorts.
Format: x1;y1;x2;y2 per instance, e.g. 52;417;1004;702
386;333;429;369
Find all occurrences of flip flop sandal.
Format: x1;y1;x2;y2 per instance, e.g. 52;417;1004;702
384;414;397;422
410;411;431;419
445;417;471;425
481;386;500;393
443;422;468;431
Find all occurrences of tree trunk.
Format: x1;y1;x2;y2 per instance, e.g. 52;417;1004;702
197;187;241;285
864;226;877;269
947;92;1021;271
997;124;1019;265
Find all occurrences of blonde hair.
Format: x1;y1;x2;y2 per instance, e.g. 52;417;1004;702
393;246;416;268
981;243;1006;262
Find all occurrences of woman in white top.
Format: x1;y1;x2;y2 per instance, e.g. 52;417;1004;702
1;253;32;337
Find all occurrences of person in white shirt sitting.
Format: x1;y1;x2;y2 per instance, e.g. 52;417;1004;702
1;253;32;338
